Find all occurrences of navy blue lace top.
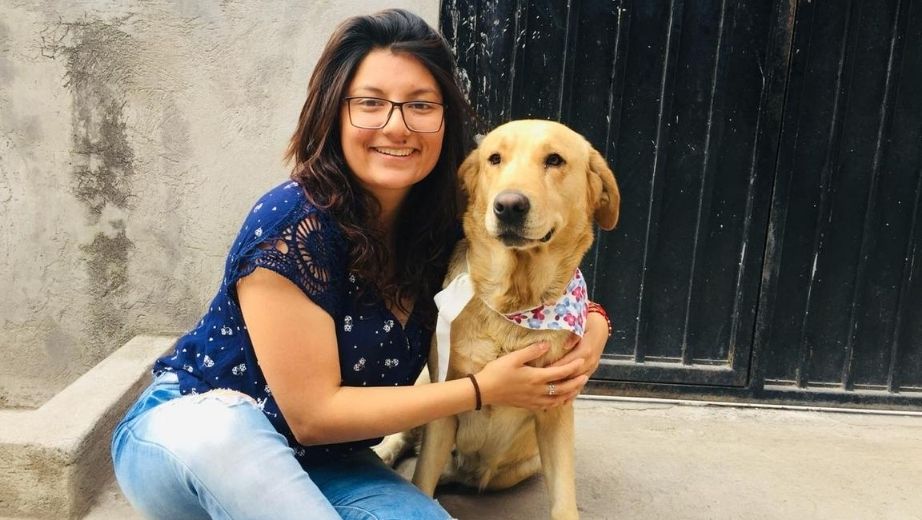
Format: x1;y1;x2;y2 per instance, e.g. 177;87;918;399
153;180;430;464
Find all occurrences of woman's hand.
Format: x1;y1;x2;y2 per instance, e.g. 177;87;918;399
475;343;587;410
472;312;608;411
548;312;608;395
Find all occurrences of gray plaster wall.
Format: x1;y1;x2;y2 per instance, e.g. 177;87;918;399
0;0;439;408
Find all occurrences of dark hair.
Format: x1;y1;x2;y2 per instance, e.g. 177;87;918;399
286;9;472;329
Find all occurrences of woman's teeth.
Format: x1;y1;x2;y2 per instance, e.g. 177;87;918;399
373;147;413;157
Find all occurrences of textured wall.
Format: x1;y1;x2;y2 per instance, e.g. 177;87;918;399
0;0;438;407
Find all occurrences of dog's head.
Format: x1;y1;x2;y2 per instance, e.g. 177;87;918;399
459;120;620;252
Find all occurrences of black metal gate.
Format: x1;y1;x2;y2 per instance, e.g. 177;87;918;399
441;0;922;410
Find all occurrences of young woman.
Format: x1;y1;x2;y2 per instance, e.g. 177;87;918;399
111;9;609;520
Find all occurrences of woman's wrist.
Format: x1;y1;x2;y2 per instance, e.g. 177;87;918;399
467;374;482;410
586;301;612;337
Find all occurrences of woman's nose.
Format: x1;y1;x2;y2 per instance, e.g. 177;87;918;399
382;105;412;136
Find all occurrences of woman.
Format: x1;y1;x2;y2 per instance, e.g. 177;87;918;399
111;9;610;520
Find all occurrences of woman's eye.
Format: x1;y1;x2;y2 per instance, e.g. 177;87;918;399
407;102;435;112
545;153;565;167
356;98;385;109
488;153;501;165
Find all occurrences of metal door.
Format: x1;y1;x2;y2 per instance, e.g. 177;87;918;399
441;0;922;408
755;0;922;402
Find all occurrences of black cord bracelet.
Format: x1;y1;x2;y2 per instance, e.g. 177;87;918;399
467;374;482;411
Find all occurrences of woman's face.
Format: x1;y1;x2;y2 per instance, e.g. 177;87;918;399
340;49;445;210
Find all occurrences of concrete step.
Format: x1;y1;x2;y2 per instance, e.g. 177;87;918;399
82;479;139;520
0;336;174;519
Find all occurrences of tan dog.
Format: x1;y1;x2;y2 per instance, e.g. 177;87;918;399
380;120;619;520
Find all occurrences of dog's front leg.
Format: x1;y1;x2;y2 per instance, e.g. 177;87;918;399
535;403;578;520
412;414;458;496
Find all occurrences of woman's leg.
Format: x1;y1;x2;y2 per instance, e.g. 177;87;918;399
308;450;454;520
111;373;340;520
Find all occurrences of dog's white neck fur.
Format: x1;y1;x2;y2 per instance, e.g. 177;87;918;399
467;246;578;314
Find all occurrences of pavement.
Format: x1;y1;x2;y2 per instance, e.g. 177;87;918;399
77;396;922;520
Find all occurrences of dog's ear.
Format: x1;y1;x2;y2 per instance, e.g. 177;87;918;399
588;148;620;230
458;148;481;198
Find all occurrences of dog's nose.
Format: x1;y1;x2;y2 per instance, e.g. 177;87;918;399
493;190;530;225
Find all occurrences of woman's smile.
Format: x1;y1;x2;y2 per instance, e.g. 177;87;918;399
371;146;416;158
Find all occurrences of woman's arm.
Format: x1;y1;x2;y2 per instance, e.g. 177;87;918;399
237;267;586;446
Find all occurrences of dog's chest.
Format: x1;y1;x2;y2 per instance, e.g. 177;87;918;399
454;404;535;455
449;299;572;374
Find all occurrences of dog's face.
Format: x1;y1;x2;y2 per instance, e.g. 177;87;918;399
460;120;620;252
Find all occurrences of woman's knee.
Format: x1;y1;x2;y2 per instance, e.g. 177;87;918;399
115;390;296;518
129;389;275;470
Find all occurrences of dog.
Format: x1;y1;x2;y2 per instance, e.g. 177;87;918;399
376;119;619;520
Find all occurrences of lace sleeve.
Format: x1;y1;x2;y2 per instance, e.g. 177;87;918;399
231;210;344;318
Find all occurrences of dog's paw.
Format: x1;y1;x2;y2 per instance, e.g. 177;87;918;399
373;432;410;467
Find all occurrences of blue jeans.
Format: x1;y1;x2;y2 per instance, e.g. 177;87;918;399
111;372;452;520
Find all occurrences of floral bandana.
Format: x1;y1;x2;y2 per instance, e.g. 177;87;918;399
500;269;588;336
432;267;588;382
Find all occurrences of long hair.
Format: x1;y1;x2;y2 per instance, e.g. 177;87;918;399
285;9;472;330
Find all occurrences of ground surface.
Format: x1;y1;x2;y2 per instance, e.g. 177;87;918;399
73;397;922;520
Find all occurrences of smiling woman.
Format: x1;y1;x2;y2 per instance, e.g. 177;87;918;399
338;49;446;221
109;8;606;520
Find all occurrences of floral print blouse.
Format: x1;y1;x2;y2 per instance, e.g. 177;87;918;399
153;180;430;465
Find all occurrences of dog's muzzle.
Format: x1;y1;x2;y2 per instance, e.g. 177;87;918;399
493;190;557;246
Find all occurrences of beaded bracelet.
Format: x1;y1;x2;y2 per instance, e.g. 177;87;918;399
586;301;613;337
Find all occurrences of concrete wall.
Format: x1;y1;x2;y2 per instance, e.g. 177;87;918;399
0;0;439;408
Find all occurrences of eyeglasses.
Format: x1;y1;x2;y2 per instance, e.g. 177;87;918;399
344;96;445;133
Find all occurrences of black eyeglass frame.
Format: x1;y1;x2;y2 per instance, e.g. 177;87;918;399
343;96;446;133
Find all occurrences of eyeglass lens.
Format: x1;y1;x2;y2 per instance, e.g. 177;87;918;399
347;98;444;133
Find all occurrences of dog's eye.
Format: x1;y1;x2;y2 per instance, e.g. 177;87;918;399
545;153;565;168
488;153;501;165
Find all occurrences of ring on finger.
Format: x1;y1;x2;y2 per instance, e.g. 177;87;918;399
547;383;557;396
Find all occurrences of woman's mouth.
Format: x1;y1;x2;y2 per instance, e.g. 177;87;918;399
372;147;415;157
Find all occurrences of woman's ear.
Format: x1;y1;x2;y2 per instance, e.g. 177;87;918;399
588;148;620;230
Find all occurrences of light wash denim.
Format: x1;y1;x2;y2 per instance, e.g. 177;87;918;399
111;371;452;520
